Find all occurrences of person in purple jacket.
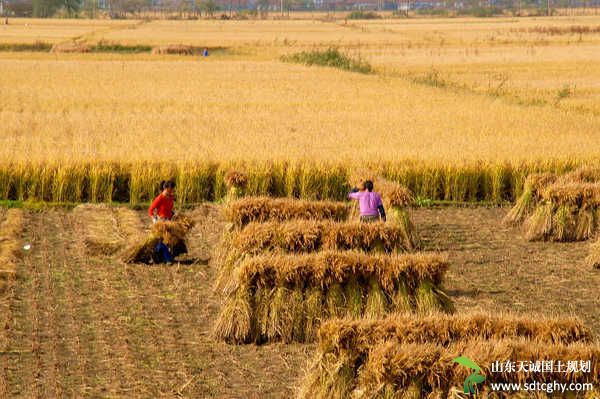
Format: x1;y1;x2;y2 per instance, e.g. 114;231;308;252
348;180;386;223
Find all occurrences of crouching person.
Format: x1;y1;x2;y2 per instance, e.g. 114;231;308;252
348;180;386;223
148;180;176;264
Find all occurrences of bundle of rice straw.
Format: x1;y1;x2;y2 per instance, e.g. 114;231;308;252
523;182;600;241
227;220;417;255
356;339;599;398
122;213;195;264
505;166;600;227
215;219;420;290
151;44;196;55
224;170;248;202
503;172;557;225
223;197;350;228
298;313;596;399
213;251;453;344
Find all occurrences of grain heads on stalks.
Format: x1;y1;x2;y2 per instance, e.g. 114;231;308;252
223;197;350;227
503;172;557;225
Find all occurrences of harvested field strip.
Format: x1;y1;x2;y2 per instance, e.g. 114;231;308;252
299;314;597;399
0;208;25;280
0;159;599;204
586;238;600;269
2;208;308;397
113;206;147;246
357;339;600;398
72;204;123;256
214;251;452;344
223;197;350;228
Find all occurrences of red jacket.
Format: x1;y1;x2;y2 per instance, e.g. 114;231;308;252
148;194;174;220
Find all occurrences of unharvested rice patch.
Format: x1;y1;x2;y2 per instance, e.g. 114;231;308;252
72;204;122;256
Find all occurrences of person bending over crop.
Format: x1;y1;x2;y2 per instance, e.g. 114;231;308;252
148;180;176;264
348;180;386;223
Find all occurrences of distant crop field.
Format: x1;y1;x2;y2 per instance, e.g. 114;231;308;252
1;16;600;202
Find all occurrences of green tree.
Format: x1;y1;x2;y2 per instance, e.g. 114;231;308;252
201;0;217;15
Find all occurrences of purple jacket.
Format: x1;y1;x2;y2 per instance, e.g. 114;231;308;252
348;191;383;216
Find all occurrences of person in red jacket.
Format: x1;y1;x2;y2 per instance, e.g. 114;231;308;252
148;180;176;264
148;180;176;223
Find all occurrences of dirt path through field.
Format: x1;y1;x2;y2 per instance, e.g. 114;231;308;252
0;205;598;399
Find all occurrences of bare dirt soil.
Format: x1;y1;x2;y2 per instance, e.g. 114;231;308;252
0;205;598;398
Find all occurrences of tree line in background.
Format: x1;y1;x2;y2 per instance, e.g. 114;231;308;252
0;0;598;20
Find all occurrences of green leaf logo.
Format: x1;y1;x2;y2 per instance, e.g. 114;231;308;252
453;356;486;394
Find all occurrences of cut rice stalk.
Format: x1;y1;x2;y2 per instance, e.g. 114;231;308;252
212;286;252;344
524;203;553;241
268;286;293;342
252;286;274;343
344;276;364;318
391;279;412;313
575;207;595;241
364;277;388;319
325;283;346;319
552;204;576;242
304;287;324;342
415;279;442;315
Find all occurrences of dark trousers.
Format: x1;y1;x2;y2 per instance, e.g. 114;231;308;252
154;242;174;263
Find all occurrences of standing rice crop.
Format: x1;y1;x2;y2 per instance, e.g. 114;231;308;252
213;251;452;344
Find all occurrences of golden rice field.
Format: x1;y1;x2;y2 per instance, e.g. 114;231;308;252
2;16;600;202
